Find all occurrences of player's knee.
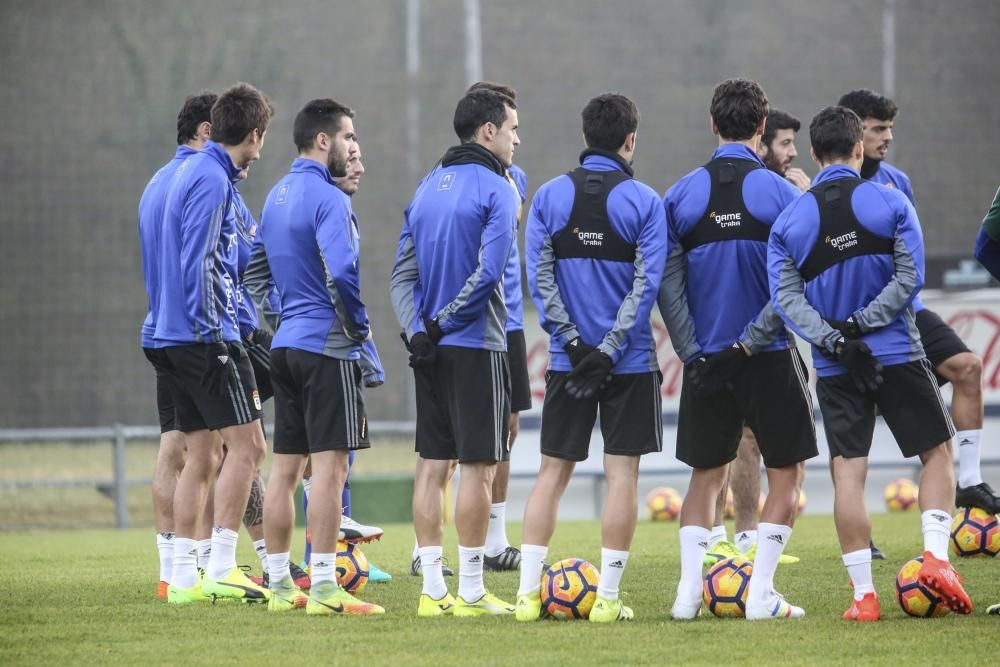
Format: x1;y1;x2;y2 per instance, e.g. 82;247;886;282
943;352;982;394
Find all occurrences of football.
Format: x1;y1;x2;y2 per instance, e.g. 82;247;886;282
336;540;370;593
884;478;918;512
895;556;950;617
797;489;807;516
724;487;735;519
646;486;681;521
703;556;752;618
541;558;600;620
950;507;1000;558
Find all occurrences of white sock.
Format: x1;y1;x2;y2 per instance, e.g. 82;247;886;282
412;538;420;561
458;545;486;602
419;546;448;599
747;523;791;604
156;532;174;582
922;509;952;561
843;548;874;601
485;502;510;557
171;538;199;589
267;552;291;586
735;529;757;554
517;544;548;596
708;524;728;549
253;539;268;577
197;539;212;569
207;527;238;579
312;552;335;585
598;548;629;600
678;525;711;599
956;430;984;487
302;476;312;501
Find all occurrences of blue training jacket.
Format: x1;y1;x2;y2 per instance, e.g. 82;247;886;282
504;164;528;332
154;141;243;345
768;164;925;376
526;150;667;374
391;144;517;351
231;181;260;339
866;160;925;311
139;145;198;348
657;144;799;361
247;158;370;361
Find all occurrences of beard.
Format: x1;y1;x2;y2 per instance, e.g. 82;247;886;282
328;151;349;178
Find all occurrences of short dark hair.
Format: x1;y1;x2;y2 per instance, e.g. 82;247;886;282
293;98;355;152
176;92;217;145
837;89;898;122
210;82;274;146
710;78;769;141
762;108;801;148
453;89;515;143
466;80;517;101
581;93;639;152
810;106;863;162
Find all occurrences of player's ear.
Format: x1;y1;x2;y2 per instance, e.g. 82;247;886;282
709;117;719;137
853;141;864;162
197;121;212;142
810;147;819;167
623;131;636;153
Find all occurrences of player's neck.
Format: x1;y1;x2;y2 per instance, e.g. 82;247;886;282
717;136;760;153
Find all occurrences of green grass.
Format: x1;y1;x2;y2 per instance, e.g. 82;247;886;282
1;514;998;666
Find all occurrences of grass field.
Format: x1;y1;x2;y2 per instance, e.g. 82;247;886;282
1;514;998;666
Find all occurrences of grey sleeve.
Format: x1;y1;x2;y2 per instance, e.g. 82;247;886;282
852;233;919;331
389;235;423;336
738;302;786;355
535;234;580;346
774;255;842;354
656;244;701;362
244;244;280;333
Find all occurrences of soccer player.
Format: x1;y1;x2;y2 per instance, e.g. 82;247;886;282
517;93;667;623
390;88;519;617
251;98;383;616
839;89;999;514
661;79;816;621
138;91;215;599
759;108;811;192
768;105;972;621
155;83;273;604
295;153;391;583
468;81;532;572
705;107;808;565
974;186;1000;278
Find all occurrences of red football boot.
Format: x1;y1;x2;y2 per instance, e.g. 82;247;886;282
842;592;880;622
917;551;973;614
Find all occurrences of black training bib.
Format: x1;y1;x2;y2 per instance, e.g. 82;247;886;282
798;178;894;282
680;159;771;252
551;167;636;263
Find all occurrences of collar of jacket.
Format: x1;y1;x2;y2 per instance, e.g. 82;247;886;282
711;143;766;166
174;145;198;160
441;143;506;176
860;156;881;179
579;148;634;176
203;141;242;181
290;157;337;185
814;164;861;185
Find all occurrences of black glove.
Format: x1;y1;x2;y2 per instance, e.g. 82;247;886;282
563;337;597;368
425;318;445;344
404;332;437;368
685;355;724;397
202;342;237;396
249;328;273;350
704;342;750;390
564;350;613;400
826;316;864;340
835;338;883;393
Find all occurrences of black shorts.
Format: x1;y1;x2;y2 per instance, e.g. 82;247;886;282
244;329;274;402
507;329;532;413
677;349;817;470
270;348;370;455
163;342;263;433
817;358;955;459
414;346;510;464
916;308;972;384
540;370;663;462
143;347;177;433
